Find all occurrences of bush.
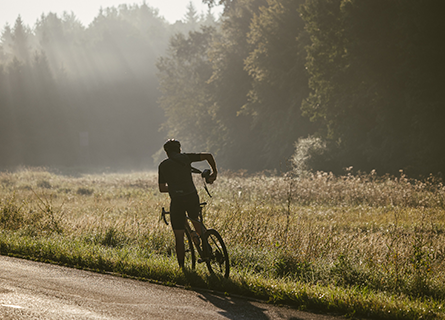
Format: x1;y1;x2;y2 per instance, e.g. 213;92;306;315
0;196;25;230
291;135;328;176
76;187;94;195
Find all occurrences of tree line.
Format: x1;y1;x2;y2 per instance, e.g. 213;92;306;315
1;1;444;176
0;3;215;169
158;0;445;176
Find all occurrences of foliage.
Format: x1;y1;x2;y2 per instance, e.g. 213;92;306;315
0;4;215;170
2;0;444;176
156;26;216;151
300;0;445;175
243;0;314;167
157;0;316;171
159;0;445;176
290;135;327;176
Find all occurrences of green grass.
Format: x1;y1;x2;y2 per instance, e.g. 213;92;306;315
1;167;445;319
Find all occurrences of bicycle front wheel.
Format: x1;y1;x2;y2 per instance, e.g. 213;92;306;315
184;228;196;270
204;229;229;278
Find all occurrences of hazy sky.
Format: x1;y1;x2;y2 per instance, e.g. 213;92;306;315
0;0;223;28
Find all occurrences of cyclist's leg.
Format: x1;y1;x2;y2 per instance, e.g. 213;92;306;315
170;198;187;268
173;229;185;268
185;192;213;259
184;192;203;236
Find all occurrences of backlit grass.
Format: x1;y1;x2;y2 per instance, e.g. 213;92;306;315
1;167;444;319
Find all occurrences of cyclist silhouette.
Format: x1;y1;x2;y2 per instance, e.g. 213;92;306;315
158;139;217;268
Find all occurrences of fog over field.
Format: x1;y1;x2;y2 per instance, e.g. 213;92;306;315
0;2;218;170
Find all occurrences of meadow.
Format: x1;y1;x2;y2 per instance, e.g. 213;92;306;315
1;167;445;319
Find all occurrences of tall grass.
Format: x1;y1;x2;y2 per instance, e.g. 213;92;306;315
1;167;444;319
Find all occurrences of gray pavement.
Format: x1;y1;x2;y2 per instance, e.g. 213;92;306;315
0;255;347;319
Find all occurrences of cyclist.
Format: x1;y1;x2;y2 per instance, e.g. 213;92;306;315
158;139;217;269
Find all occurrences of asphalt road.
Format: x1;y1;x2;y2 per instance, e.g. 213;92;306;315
0;255;347;320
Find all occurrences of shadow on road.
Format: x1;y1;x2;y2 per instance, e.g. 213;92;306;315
194;290;303;320
179;269;341;320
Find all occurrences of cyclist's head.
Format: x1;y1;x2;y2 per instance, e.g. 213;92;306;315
163;139;181;156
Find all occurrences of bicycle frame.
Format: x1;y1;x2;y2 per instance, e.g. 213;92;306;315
186;203;211;261
160;179;229;277
161;202;210;261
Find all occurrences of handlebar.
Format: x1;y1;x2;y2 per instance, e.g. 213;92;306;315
190;166;213;197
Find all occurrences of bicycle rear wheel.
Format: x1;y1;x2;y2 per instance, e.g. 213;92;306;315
184;229;196;270
204;229;229;278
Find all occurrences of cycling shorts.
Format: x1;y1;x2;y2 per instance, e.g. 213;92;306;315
169;191;200;230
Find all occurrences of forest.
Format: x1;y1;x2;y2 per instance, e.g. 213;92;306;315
0;3;216;170
1;0;444;176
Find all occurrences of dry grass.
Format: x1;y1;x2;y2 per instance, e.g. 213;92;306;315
1;167;445;319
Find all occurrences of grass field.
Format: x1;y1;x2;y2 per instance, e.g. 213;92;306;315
1;167;445;319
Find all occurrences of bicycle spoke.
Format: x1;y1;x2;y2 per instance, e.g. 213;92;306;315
204;229;229;278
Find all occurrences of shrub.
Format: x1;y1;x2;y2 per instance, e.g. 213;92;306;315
0;196;25;230
76;187;94;195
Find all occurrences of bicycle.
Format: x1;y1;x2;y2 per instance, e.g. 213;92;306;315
160;170;230;278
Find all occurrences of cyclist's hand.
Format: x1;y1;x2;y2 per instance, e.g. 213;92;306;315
208;172;217;184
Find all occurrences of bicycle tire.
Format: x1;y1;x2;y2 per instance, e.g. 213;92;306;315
203;229;230;278
184;228;196;270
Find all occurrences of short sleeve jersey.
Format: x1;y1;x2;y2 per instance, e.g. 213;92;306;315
158;153;201;198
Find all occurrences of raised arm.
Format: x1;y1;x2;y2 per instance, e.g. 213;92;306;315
200;153;218;183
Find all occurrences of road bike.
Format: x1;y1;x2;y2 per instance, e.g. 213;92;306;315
161;170;230;278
